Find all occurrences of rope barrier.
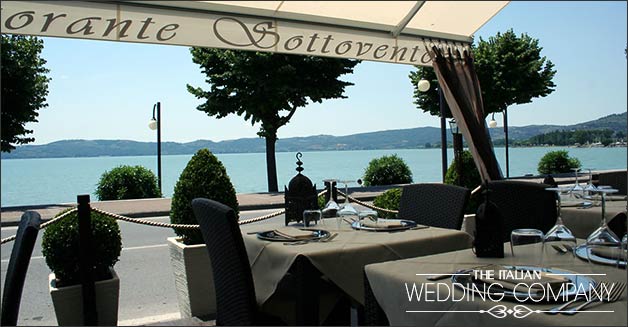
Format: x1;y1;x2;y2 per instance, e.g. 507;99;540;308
2;190;330;243
336;190;399;214
1;207;77;244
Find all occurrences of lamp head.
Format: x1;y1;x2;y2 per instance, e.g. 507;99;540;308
417;79;430;92
148;118;158;130
449;119;459;134
488;113;497;128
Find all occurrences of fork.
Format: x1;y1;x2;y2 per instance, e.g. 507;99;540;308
562;282;626;315
284;233;338;245
546;283;603;314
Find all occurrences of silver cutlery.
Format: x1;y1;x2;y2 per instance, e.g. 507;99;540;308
283;233;338;245
546;283;603;315
426;264;492;281
551;244;568;254
563;282;626;315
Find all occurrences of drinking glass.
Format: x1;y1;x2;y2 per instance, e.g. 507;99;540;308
322;179;340;219
585;188;621;264
510;229;544;267
543;187;578;266
358;209;378;228
303;209;322;228
570;168;584;199
583;168;598;199
338;180;358;217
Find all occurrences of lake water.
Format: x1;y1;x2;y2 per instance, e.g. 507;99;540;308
1;147;626;207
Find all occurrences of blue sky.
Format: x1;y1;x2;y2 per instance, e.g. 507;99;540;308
26;1;628;144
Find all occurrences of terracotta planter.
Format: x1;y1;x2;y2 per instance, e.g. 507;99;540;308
48;268;119;326
167;237;216;318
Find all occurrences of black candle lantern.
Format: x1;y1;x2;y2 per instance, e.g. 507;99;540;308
284;152;318;226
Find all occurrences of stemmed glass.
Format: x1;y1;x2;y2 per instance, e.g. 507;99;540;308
583;168;598;199
322;179;340;224
585;188;621;263
543;187;578;266
337;180;358;217
570;168;584;199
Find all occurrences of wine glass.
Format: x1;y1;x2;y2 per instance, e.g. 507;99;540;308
570;168;584;199
543;187;578;266
322;179;340;218
337;180;358;217
585;188;621;264
583;168;598;199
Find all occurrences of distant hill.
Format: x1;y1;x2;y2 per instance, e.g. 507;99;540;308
2;112;625;159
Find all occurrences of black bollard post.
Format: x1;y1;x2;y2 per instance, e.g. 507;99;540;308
77;194;98;325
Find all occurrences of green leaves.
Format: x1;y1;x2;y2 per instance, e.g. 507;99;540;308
41;209;122;286
95;165;161;200
170;149;239;245
362;154;413;186
538;150;581;175
1;35;51;152
373;188;402;219
409;29;557;118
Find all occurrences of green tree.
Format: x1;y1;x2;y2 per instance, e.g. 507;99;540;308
538;150;581;175
95;165;162;200
362;154;413;186
1;35;51;152
187;49;359;192
409;29;556;118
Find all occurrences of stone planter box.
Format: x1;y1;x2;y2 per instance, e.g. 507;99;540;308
167;237;216;319
49;268;119;326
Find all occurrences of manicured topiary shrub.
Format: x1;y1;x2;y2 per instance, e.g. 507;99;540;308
362;154;413;186
537;150;581;175
372;188;402;219
42;208;122;287
170;149;239;245
445;151;483;214
95;165;161;200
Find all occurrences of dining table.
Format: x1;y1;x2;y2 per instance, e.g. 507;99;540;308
238;216;474;325
560;199;626;239
364;241;627;326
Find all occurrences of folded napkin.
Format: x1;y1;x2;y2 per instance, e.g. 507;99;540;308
591;247;628;260
473;265;568;293
359;218;404;228
273;227;315;240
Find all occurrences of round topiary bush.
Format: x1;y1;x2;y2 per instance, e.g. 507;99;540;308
42;208;122;287
372;188;402;219
95;165;161;200
445;150;483;214
538;150;581;175
362;154;413;186
170;149;239;245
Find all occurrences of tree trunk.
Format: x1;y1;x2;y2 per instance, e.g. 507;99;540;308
265;134;279;192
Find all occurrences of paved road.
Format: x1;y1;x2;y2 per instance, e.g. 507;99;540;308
0;208;287;326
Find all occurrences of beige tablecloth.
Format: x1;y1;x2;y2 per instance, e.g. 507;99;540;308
365;243;627;326
240;217;473;306
562;201;627;239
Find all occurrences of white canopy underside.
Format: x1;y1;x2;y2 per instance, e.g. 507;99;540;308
1;1;508;66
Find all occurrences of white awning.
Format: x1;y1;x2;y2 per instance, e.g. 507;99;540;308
1;1;508;66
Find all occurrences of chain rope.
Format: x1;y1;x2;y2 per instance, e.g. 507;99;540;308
2;190;330;244
336;189;399;214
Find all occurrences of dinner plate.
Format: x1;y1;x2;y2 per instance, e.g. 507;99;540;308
452;265;596;303
575;244;627;268
256;229;330;242
351;219;418;232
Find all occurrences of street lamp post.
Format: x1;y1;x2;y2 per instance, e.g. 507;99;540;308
418;78;447;182
449;119;462;185
488;110;509;178
148;102;162;194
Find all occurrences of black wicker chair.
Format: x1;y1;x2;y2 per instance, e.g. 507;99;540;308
398;183;470;230
484;180;557;242
191;198;284;326
597;170;627;195
1;211;41;326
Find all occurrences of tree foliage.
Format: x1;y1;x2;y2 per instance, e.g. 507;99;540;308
95;165;162;200
372;188;402;219
409;29;556;118
362;154;413;186
187;49;359;191
1;35;51;152
537;150;581;175
445;150;482;214
170;149;239;245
